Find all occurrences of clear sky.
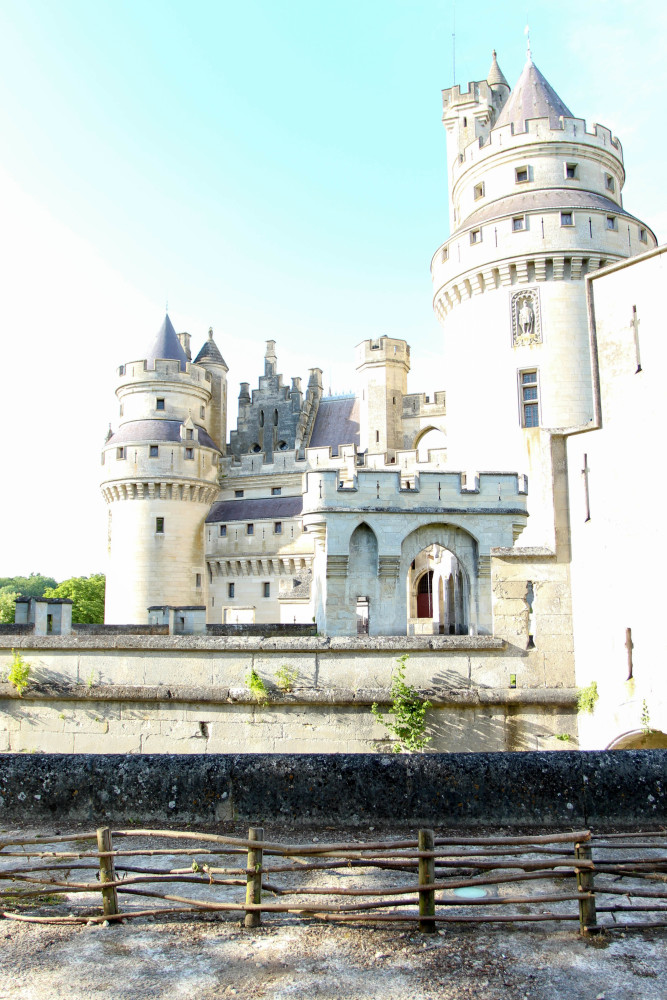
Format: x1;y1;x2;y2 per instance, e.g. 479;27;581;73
0;0;664;580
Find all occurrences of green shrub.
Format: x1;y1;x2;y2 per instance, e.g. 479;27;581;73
275;664;299;692
372;654;431;753
245;668;268;704
8;650;31;696
577;681;599;715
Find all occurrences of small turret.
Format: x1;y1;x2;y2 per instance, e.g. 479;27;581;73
194;327;229;454
355;337;410;455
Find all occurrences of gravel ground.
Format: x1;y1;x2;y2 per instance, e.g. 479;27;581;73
1;825;665;999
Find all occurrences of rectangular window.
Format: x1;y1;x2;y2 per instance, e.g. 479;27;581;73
441;247;448;263
470;228;481;244
234;490;244;498
274;521;282;534
119;404;124;416
263;582;270;598
149;445;158;457
606;215;617;230
639;228;648;243
186;428;194;440
512;216;526;232
605;173;615;192
515;166;529;183
565;162;578;179
520;371;540;428
156;517;164;533
247;523;254;535
219;524;227;537
228;583;235;598
116;447;125;459
271;487;282;496
185;447;194;459
156;398;165;410
473;182;484;200
195;573;202;588
561;211;574;227
200;406;205;419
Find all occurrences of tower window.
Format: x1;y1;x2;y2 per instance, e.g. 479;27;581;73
185;447;194;459
605;173;615;192
119;404;124;416
470;228;482;244
195;573;202;588
234;489;244;498
565;162;578;180
156;398;165;410
520;371;540;428
639;228;648;243
473;182;485;200
441;247;448;263
606;215;617;231
156;517;164;533
515;166;529;183
512;216;526;232
220;524;227;537
186;428;194;440
263;582;271;598
247;523;254;535
561;211;574;227
271;487;282;496
149;445;159;457
200;406;205;419
228;583;235;598
116;447;126;460
274;521;282;534
376;430;380;443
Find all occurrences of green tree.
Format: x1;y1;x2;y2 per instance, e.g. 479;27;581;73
0;589;19;624
0;574;56;598
43;574;105;624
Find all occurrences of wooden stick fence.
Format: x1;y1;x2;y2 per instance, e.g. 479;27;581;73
2;826;666;933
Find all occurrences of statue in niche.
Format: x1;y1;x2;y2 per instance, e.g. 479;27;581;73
511;287;542;346
518;298;535;338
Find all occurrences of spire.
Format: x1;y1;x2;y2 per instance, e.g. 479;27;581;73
493;58;573;131
145;314;188;372
487;49;509;89
194;326;228;368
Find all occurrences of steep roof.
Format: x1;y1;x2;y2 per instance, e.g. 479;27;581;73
194;327;228;368
493;58;572;130
463;188;648;230
487;50;509;88
106;419;220;452
206;496;303;524
309;396;360;455
145;314;188;372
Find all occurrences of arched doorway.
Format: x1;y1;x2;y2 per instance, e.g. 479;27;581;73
407;542;469;635
607;730;667;749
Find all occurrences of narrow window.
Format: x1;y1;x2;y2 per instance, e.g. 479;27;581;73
561;211;574;227
200;406;205;419
186;428;194;440
512;216;526;232
259;410;264;427
149;445;158;457
228;582;235;598
606;215;617;231
263;582;270;598
470;228;482;244
247;523;254;535
462;116;467;127
515;166;529;183
156;398;165;410
274;521;282;534
234;489;244;499
119;404;124;416
195;573;202;588
156;517;164;533
116;447;125;460
219;524;227;537
520;371;540;427
565;162;578;179
473;182;484;200
185;447;194;460
271;487;282;496
375;430;380;443
441;247;448;263
605;173;615;192
639;228;648;243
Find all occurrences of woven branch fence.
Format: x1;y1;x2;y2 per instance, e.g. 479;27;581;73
1;827;666;934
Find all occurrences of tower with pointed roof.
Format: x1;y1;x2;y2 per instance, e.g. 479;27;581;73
431;49;657;547
101;315;226;622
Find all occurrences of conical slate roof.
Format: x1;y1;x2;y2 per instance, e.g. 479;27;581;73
145;314;188;371
493;58;572;130
487;50;509;88
194;327;228;368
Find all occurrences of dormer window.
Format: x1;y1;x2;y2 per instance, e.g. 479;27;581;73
186;428;194;440
605;173;615;192
515;166;529;184
565;162;578;180
473;182;485;201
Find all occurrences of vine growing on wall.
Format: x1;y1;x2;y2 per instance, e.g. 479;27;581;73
372;654;431;753
576;681;599;715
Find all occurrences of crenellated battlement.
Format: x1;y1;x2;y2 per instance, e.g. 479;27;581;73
117;358;213;386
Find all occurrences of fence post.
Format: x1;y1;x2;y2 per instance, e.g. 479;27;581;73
575;841;598;935
418;828;436;933
245;826;264;928
96;826;119;919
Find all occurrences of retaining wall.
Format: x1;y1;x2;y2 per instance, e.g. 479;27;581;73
0;751;664;828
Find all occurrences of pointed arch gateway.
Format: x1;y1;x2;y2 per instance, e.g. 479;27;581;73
400;523;479;635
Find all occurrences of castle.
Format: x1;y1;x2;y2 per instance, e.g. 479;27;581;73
4;48;662;756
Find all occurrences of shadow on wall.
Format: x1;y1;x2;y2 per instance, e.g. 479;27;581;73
427;704;577;753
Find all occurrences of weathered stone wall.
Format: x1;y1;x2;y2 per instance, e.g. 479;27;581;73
0;750;664;828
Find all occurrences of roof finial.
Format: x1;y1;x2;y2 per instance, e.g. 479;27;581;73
208;326;213;340
524;23;532;62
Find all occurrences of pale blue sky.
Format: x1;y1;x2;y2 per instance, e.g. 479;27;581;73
0;0;664;578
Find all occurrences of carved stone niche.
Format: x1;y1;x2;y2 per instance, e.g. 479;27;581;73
511;287;542;347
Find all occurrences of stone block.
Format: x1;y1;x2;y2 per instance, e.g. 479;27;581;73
73;732;141;754
62;713;110;734
140;734;202;754
10;730;75;753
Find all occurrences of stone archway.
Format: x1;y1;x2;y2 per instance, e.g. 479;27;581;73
401;524;479;636
607;729;667;749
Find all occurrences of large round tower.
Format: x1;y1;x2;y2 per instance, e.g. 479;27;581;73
101;315;224;623
431;51;657;545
